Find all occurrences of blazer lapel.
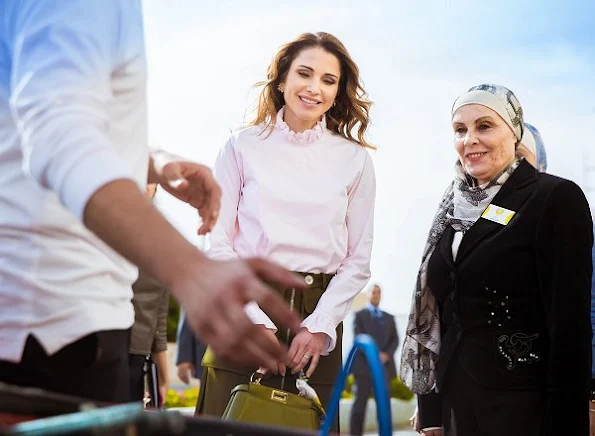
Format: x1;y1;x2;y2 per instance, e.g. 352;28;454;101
455;160;538;263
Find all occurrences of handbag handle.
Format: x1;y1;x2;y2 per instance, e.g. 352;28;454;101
319;334;392;436
249;372;265;385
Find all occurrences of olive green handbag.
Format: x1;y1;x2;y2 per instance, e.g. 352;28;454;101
221;372;325;431
222;288;325;430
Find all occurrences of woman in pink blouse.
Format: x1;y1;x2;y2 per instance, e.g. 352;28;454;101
195;32;376;430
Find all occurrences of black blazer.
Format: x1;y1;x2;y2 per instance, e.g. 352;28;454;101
418;160;593;433
352;308;399;379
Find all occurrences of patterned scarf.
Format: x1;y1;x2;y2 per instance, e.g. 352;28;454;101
400;159;521;394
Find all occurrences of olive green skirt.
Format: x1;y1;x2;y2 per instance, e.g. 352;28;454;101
195;272;342;431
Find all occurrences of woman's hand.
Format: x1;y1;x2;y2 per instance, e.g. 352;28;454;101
410;410;420;433
177;362;195;384
287;328;329;377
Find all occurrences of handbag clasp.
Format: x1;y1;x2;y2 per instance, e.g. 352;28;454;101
271;390;288;404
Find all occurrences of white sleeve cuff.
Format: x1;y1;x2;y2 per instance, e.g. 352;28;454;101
149;148;184;173
245;302;277;331
301;312;336;356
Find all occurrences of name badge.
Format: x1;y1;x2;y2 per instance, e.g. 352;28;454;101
481;204;516;225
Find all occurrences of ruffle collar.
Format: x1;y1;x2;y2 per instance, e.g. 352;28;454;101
275;107;326;145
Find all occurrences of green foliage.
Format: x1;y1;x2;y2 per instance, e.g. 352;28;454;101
389;376;414;401
164;387;199;408
167;295;180;342
345;374;355;392
341;390;354;399
343;374;414;401
341;374;355;399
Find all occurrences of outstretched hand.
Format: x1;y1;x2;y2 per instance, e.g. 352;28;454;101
177;257;305;371
156;160;222;235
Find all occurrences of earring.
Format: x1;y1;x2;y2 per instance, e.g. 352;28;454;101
277;83;284;93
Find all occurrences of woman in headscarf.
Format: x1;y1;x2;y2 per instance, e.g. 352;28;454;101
402;84;593;436
518;122;547;172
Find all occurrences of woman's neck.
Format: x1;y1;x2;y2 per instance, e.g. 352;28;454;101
476;159;516;186
283;107;319;133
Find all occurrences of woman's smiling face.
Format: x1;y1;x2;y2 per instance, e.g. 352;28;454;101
280;46;340;132
452;104;517;185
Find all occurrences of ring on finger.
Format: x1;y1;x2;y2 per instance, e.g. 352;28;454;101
302;355;310;360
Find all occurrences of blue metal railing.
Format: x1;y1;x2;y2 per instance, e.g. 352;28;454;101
320;334;392;436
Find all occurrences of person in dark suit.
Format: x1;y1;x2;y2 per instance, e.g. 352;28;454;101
401;84;593;436
590;225;595;436
349;284;399;436
175;310;207;385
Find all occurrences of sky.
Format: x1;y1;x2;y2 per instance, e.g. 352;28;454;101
142;0;595;317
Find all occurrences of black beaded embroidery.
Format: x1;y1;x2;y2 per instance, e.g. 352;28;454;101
486;283;540;370
486;284;510;329
497;333;540;370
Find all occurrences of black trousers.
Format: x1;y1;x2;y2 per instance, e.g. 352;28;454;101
0;330;130;403
441;362;546;436
128;354;146;402
349;369;390;436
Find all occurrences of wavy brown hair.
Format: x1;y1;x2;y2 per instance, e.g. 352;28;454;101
249;32;374;149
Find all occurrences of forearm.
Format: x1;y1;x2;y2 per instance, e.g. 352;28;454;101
303;268;371;354
83;179;206;294
304;153;375;352
152;350;169;385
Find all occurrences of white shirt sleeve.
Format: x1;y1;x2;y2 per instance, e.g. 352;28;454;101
208;137;276;331
208;137;243;262
302;151;376;354
7;0;133;221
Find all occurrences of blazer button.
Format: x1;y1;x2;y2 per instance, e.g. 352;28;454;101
304;275;314;285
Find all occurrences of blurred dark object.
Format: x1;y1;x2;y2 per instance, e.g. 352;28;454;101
0;382;104;424
143;356;160;409
0;382;321;435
